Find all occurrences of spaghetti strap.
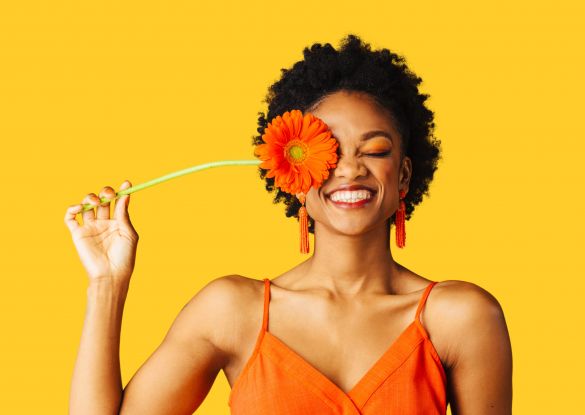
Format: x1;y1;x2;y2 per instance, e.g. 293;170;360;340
414;281;438;336
261;278;271;332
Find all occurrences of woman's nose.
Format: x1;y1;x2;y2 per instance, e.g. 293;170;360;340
333;153;367;179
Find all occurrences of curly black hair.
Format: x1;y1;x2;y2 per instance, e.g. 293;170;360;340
252;33;442;235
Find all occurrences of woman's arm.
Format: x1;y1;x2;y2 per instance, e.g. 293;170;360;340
66;182;139;415
445;282;513;414
66;182;235;414
70;275;235;415
117;276;238;414
69;277;129;415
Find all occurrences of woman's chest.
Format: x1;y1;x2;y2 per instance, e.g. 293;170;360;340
224;299;449;392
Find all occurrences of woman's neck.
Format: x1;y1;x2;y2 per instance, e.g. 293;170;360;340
297;223;401;296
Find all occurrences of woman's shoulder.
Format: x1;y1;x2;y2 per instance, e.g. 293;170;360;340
426;279;509;367
431;279;505;316
198;274;264;297
188;273;262;300
190;274;265;322
402;265;503;315
186;274;266;352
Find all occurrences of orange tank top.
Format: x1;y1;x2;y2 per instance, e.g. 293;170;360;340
228;278;447;414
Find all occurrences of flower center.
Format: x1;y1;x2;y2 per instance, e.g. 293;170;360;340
284;139;308;164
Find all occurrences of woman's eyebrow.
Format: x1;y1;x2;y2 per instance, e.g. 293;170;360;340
360;130;393;143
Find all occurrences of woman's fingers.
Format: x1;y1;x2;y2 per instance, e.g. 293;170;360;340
97;186;116;220
81;194;99;222
64;204;83;232
114;180;135;229
71;181;132;226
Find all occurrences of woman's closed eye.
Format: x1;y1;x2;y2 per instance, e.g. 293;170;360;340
365;151;391;157
336;150;392;158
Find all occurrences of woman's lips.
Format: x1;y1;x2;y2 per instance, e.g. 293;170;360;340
327;193;375;209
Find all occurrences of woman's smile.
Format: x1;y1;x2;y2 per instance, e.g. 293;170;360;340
326;190;376;209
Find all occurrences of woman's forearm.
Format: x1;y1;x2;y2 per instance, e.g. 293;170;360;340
69;277;130;415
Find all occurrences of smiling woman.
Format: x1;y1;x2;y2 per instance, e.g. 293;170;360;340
253;34;442;241
66;33;512;415
227;34;512;414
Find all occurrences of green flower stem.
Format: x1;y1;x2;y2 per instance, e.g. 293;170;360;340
80;159;262;213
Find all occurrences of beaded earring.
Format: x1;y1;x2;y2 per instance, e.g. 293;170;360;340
395;189;407;248
297;192;310;254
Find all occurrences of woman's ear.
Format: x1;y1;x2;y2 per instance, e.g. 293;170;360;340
399;156;412;193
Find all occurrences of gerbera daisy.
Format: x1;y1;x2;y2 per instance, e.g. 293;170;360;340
254;109;339;253
254;109;339;197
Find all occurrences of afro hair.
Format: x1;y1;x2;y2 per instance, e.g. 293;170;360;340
252;33;442;234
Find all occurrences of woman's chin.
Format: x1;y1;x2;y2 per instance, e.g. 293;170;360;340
320;219;377;236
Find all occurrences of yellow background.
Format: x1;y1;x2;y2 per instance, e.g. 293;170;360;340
1;1;583;413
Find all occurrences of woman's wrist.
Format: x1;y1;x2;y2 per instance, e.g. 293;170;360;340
86;276;130;308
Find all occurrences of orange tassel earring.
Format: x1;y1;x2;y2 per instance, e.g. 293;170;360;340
395;189;406;248
297;193;310;254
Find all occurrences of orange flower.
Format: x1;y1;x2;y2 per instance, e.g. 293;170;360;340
254;109;339;196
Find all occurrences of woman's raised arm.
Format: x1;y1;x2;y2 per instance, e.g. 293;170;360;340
66;180;237;414
66;180;139;415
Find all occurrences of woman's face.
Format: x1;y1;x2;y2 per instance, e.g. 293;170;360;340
301;90;412;235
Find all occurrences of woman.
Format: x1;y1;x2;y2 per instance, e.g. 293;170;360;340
66;34;512;414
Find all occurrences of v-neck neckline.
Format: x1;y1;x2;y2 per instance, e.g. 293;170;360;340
228;278;439;411
261;317;427;409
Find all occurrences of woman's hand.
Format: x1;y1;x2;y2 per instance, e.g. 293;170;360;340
64;180;139;284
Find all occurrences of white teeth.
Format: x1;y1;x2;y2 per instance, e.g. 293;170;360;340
330;190;372;203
